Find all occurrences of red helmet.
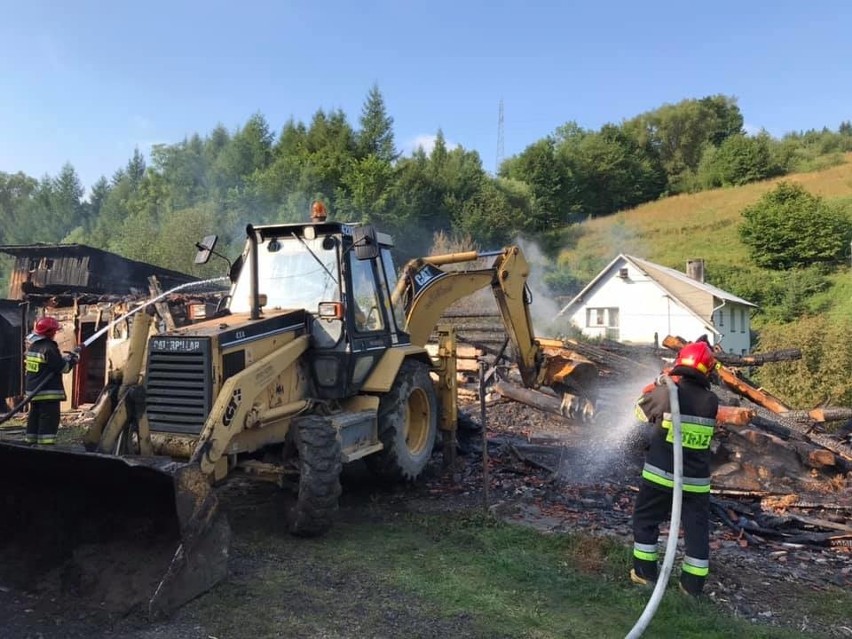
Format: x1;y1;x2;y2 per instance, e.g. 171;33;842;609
34;316;62;338
675;341;717;376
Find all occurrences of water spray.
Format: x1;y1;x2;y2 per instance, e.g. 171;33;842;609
0;276;230;428
81;276;230;348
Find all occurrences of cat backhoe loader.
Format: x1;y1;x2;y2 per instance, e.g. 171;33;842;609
0;220;591;616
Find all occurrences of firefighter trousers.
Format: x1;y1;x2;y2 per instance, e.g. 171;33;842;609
25;400;60;445
632;480;710;595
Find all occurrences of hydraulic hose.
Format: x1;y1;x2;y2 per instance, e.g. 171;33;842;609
625;375;683;639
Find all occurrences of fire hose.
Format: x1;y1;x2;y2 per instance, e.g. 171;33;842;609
625;375;684;639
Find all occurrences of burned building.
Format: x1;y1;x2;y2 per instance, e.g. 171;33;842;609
0;243;201;409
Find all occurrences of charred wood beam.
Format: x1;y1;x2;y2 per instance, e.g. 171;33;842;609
710;500;761;545
748;415;793;440
493;381;563;416
779;513;852;534
786;407;852;423
714;349;802;367
659;335;801;367
562;339;660;376
662;335;793;413
752;406;852;463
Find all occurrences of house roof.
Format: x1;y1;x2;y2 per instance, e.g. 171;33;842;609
627;256;757;308
0;243;197;284
558;254;757;322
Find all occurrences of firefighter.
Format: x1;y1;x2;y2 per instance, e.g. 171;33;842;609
631;340;720;597
24;317;78;445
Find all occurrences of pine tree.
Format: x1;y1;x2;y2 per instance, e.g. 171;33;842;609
358;84;396;163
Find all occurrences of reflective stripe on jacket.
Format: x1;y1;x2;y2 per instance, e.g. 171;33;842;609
633;367;719;491
25;335;68;402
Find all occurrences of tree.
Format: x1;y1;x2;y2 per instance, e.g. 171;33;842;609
558;124;666;217
697;132;780;188
52;163;85;236
452;177;530;247
739;182;852;269
357;84;396;163
502;137;563;231
623;95;744;192
0;171;38;244
125;148;147;189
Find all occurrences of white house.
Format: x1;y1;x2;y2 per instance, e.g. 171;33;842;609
558;255;757;354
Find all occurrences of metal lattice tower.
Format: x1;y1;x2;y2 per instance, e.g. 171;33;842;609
496;98;505;173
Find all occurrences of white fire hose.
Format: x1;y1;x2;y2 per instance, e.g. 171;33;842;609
625;375;683;639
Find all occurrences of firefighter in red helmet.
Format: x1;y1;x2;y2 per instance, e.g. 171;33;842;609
630;340;719;597
24;317;79;445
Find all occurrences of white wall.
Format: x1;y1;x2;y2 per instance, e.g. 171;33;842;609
567;261;711;346
712;304;751;354
566;259;753;353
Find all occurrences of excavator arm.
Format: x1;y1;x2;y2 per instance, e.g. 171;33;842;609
398;246;544;388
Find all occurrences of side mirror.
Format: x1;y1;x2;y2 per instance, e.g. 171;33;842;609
194;235;219;265
352;225;379;260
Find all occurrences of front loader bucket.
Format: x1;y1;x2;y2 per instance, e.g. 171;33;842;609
0;441;229;617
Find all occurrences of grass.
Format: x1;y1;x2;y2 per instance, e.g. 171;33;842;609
559;153;852;285
190;512;849;639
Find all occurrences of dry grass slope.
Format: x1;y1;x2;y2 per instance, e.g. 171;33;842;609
560;153;852;276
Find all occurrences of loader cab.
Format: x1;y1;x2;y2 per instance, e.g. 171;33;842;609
222;222;409;399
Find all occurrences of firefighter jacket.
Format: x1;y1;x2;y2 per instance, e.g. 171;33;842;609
25;334;70;402
634;366;719;493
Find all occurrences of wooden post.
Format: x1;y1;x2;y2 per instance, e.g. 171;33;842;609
148;276;176;331
479;359;490;512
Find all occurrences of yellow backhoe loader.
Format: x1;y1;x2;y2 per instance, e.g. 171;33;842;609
0;220;592;616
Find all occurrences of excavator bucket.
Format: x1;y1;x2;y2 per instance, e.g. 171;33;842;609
0;441;229;617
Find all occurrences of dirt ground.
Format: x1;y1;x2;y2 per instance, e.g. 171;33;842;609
0;398;850;639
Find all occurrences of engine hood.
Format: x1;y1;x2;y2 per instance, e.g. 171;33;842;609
162;309;308;348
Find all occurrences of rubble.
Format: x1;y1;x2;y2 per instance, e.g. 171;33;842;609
443;325;850;576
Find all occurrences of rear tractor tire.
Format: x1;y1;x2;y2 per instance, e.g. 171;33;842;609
289;415;342;537
366;360;438;482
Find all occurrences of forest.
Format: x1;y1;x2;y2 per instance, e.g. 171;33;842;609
1;86;850;404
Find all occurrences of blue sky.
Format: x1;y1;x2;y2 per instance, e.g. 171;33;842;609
1;0;850;189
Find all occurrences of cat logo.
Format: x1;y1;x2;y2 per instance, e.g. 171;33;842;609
411;265;445;296
223;388;242;427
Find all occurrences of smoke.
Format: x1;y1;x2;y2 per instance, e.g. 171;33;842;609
515;237;570;338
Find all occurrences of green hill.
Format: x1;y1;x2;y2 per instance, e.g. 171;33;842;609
559;154;852;323
557;155;852;408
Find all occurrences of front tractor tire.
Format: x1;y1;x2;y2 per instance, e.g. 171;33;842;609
367;360;438;482
289;415;343;537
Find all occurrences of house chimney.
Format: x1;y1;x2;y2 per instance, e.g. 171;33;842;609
686;259;705;283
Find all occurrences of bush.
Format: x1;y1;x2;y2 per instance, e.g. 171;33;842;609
705;263;831;325
755;316;852;407
696;133;781;189
739;182;852;269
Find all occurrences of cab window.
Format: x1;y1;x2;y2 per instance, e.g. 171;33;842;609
349;256;384;332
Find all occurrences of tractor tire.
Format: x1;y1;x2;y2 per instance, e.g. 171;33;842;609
366;360;438;482
289;415;342;537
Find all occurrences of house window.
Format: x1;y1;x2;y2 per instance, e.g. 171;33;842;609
717;308;724;327
586;307;618;328
740;308;746;333
730;307;736;332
